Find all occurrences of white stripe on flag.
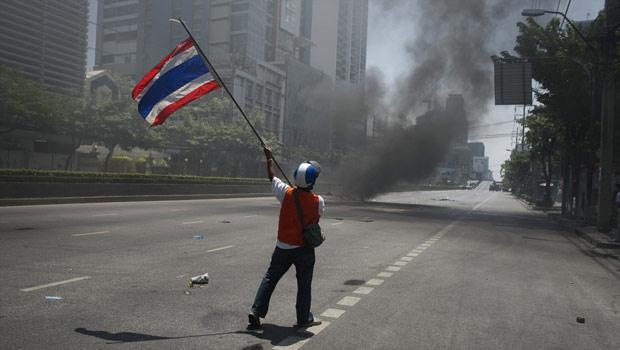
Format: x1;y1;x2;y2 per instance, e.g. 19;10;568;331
135;46;199;102
145;73;216;124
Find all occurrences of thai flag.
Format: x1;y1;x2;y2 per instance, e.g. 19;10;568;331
132;38;220;126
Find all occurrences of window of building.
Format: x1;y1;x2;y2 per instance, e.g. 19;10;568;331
231;13;248;31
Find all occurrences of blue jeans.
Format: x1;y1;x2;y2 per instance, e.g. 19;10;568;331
251;246;316;324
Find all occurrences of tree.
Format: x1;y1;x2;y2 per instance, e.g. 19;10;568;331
510;16;604;210
90;75;159;172
501;151;531;195
0;66;54;134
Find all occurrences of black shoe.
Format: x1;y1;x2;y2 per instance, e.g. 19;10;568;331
247;313;261;330
294;319;322;328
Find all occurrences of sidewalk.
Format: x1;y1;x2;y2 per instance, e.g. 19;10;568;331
548;213;620;254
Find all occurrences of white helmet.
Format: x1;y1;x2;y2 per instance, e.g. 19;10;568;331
294;161;321;189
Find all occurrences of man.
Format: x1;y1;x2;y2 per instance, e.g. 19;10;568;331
247;145;324;330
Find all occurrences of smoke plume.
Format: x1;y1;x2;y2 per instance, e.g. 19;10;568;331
340;0;524;198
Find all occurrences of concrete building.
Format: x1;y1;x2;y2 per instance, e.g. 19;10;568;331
309;0;368;87
468;142;485;158
0;0;89;92
94;0;140;78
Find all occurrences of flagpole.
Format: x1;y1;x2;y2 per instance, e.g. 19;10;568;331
175;18;292;186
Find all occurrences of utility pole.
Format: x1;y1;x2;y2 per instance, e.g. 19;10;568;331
596;0;618;232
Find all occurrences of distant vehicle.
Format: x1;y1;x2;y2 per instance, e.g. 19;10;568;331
489;182;503;191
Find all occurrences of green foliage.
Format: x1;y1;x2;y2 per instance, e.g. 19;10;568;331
501;151;531;193
0;66;55;133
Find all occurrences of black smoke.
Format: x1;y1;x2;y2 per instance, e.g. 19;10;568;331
341;0;524;198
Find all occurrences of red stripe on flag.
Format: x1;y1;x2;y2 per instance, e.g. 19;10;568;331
151;80;220;126
131;38;194;100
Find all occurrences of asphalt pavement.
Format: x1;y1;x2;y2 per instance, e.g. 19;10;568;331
1;181;619;349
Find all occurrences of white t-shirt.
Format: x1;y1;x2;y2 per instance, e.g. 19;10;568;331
272;177;325;249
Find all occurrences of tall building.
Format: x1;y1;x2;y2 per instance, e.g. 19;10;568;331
309;0;368;86
0;0;89;92
94;0;140;77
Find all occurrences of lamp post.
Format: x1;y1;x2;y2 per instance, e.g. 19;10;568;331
523;7;617;232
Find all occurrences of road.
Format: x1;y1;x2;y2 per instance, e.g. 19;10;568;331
1;182;619;349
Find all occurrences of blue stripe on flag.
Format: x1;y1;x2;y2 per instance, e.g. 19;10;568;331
138;55;209;118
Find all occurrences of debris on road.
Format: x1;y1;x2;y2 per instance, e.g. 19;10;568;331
45;296;63;300
220;220;231;224
576;316;585;324
188;273;209;288
183;291;191;295
193;235;204;240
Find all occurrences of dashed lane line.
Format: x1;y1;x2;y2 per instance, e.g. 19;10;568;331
206;245;234;253
321;308;346;319
353;286;374;295
337;296;361;306
331;222;344;226
366;279;384;286
91;213;118;217
182;220;204;225
72;230;110;237
285;193;497;350
21;276;91;292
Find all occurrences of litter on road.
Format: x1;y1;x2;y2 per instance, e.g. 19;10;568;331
193;235;204;240
188;273;209;288
45;296;63;300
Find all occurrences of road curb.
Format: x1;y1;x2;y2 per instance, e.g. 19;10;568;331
548;213;620;250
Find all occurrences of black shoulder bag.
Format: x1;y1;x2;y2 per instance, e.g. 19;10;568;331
293;189;325;248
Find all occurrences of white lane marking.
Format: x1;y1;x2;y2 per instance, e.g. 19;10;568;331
473;193;496;210
400;256;414;261
72;230;110;237
331;222;343;226
182;220;204;225
244;215;258;218
353;286;374;295
417;246;428;250
272;321;330;350
386;266;401;272
407;253;419;257
170;208;188;212
377;272;393;278
21;276;91;292
337;296;361;306
412;249;423;253
206;245;234;253
366;279;384;286
91;213;118;217
321;308;346;319
421;243;432;247
394;261;408;266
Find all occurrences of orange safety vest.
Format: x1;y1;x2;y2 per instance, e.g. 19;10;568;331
277;188;320;246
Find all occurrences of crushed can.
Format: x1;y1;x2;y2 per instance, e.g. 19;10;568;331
187;273;209;288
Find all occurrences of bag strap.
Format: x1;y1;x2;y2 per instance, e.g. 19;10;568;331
293;189;305;230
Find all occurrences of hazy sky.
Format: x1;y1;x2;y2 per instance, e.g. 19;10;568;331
366;0;604;178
